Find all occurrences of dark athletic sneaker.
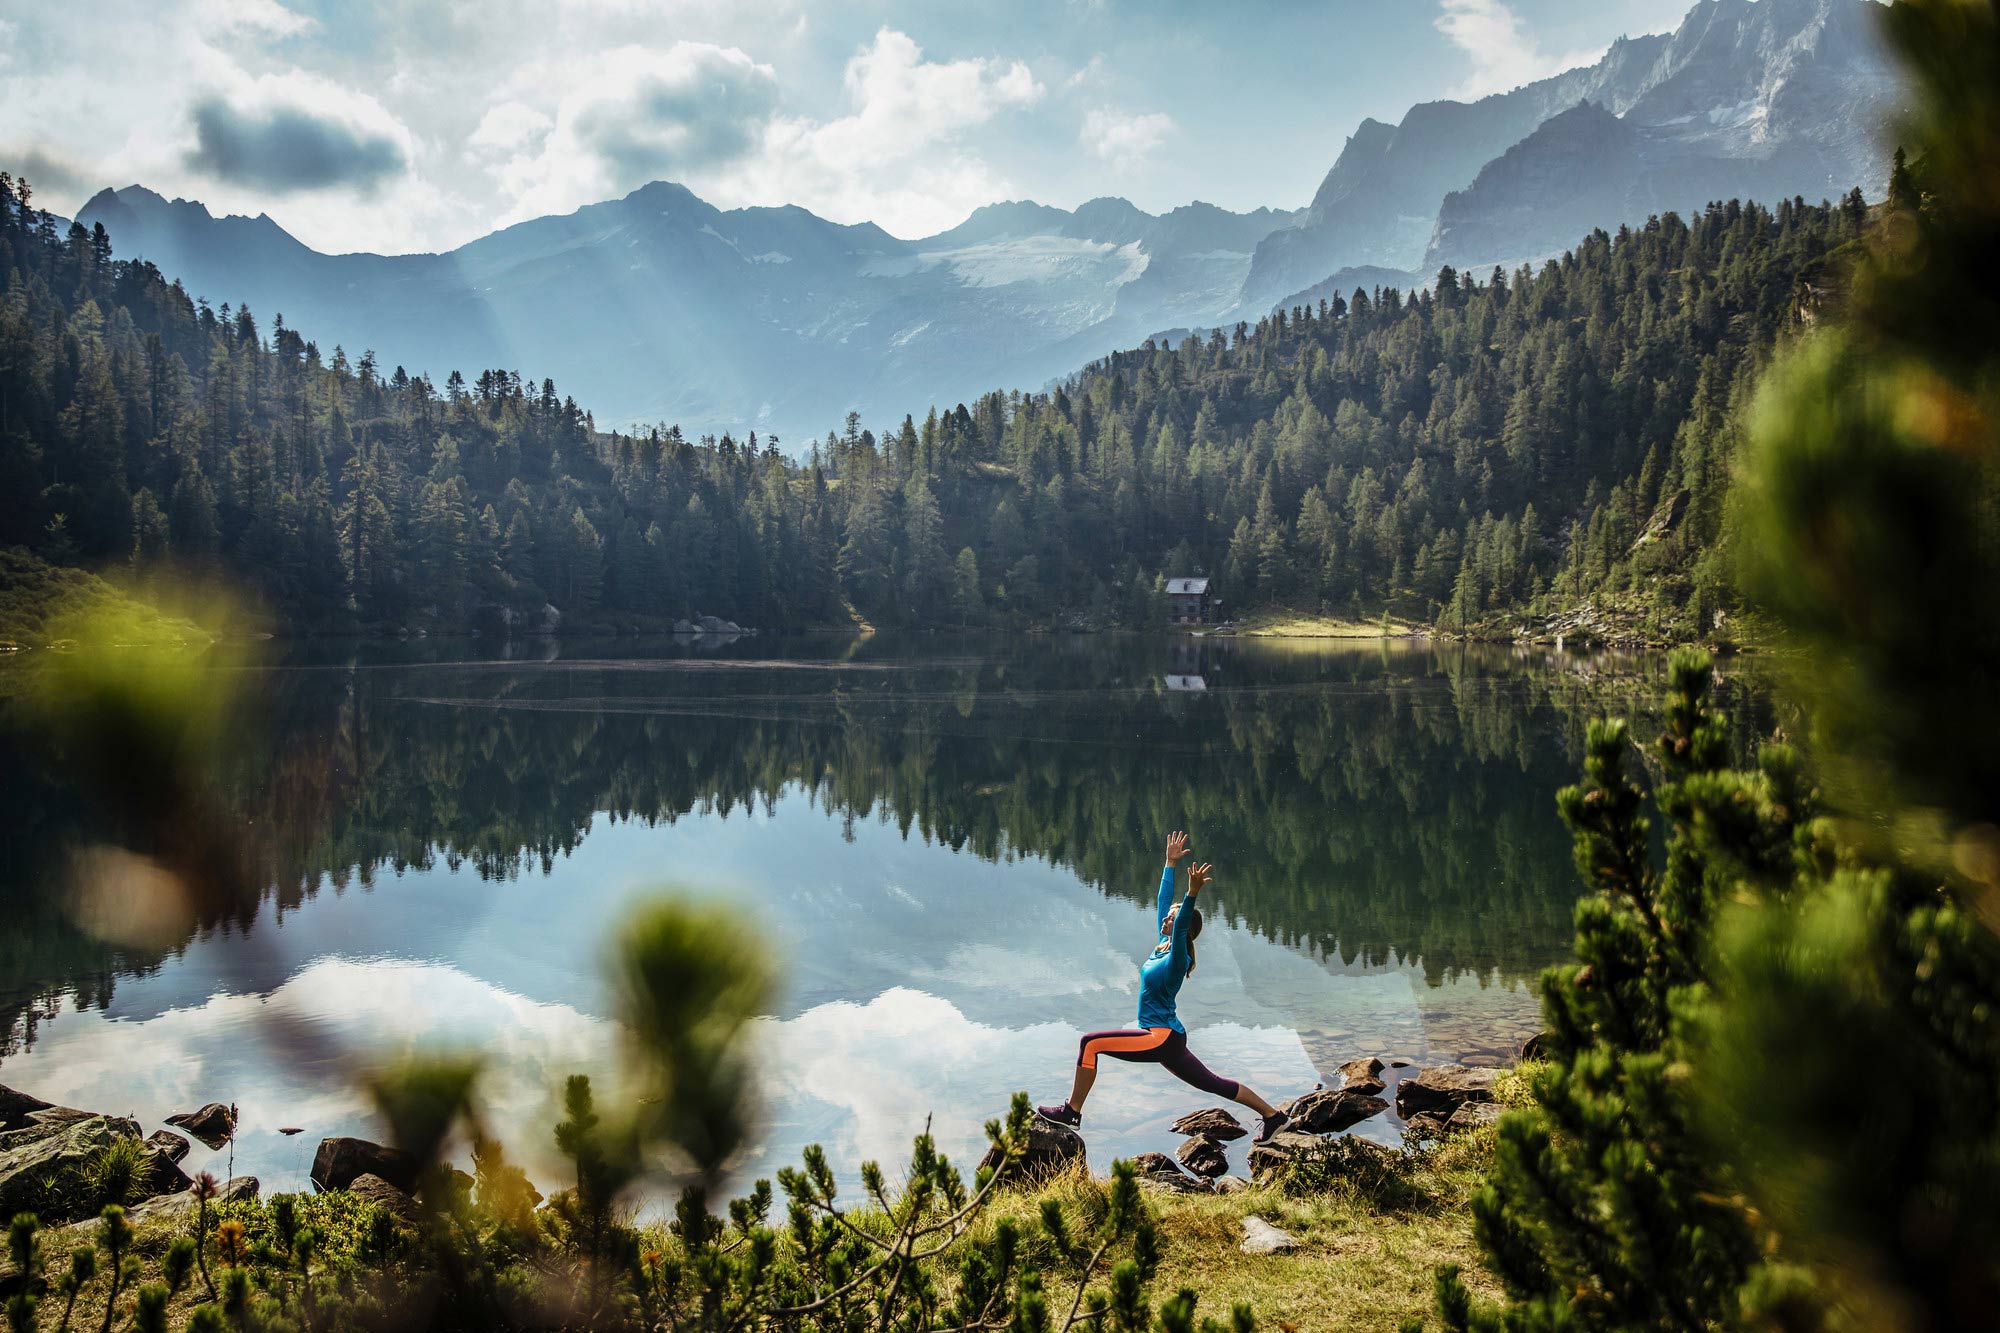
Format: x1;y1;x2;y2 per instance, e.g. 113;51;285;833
1254;1110;1290;1144
1036;1101;1081;1128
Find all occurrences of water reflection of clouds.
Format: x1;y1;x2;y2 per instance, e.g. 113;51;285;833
8;958;1329;1194
9;786;1544;1191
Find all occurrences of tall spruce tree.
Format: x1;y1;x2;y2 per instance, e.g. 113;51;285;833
1441;4;2000;1329
1692;0;2000;1325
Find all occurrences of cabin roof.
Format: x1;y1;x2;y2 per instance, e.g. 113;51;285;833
1166;577;1210;595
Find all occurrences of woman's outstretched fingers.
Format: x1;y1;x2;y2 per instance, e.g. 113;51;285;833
1191;861;1211;893
1167;830;1190;865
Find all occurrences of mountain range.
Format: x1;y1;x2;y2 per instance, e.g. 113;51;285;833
70;0;1904;443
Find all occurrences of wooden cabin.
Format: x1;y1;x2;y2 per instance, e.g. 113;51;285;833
1166;577;1214;625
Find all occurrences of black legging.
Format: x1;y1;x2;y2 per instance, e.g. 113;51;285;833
1075;1025;1240;1100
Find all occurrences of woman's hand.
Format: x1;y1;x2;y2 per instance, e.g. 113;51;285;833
1189;862;1212;896
1166;830;1190;867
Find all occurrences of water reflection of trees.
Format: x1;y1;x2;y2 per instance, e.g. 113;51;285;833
0;637;1778;1055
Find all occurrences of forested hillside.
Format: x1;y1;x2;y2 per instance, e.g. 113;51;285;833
0;167;1867;636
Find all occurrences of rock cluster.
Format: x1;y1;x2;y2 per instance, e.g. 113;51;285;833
0;1088;194;1226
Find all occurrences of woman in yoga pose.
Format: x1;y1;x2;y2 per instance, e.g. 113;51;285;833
1038;830;1292;1143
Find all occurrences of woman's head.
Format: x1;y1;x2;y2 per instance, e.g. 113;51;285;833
1161;903;1205;972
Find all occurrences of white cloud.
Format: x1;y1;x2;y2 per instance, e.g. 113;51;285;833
490;27;1043;239
195;0;316;39
186;70;415;194
735;28;1043;237
1434;0;1604;100
467;101;553;159
1080;107;1173;164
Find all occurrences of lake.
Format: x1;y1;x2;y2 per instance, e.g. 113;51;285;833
0;633;1767;1201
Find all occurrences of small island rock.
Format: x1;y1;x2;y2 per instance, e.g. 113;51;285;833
1169;1107;1246;1141
1335;1057;1387;1096
165;1103;235;1149
1175;1135;1230;1178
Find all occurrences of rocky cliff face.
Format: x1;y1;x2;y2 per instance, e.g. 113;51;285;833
1237;30;1671;312
1247;0;1902;310
1423;0;1906;272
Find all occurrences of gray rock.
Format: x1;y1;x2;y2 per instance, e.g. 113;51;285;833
696;615;728;633
1169;1107;1246;1141
138;1146;193;1200
58;1176;258;1236
165;1103;234;1149
0;1086;56;1132
1282;1088;1388;1134
1445;1103;1504;1133
1519;1031;1550;1062
980;1115;1085;1184
1174;1135;1230;1179
1395;1065;1500;1120
147;1129;190;1163
0;1114;143;1224
1240;1216;1301;1255
1335;1057;1387;1096
672;619;696;635
0;1086;94;1133
311;1136;419;1193
349;1173;421;1227
1130;1153;1209;1194
1403;1112;1451;1138
1213;1175;1252;1195
1245;1130;1323;1180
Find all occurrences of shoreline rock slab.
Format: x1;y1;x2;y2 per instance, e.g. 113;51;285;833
1246;1130;1324;1180
1445;1103;1503;1133
1175;1135;1230;1179
1240;1216;1301;1255
1169;1107;1246;1141
350;1172;422;1227
311;1136;419;1193
0;1114;143;1225
56;1175;258;1238
1394;1065;1499;1120
1282;1088;1388;1134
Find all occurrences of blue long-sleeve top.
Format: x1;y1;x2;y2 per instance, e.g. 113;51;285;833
1137;864;1197;1032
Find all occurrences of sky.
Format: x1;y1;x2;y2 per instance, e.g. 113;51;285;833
2;0;1694;256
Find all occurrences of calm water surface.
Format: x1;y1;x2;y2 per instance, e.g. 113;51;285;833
0;634;1766;1201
